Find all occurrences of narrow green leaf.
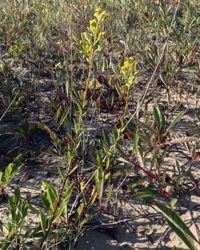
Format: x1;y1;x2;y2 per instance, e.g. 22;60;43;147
63;182;74;200
153;106;161;130
99;174;104;200
0;172;2;185
155;202;198;243
102;128;110;148
94;170;101;199
97;151;103;173
54;183;74;221
141;122;155;134
74;203;84;223
112;126;118;144
40;191;50;211
12;188;20;204
186;124;200;134
134;131;144;167
57;166;65;182
196;114;200;123
5;154;22;185
58;110;68;130
168;111;185;131
175;160;180;173
167;219;197;250
105;184;113;208
55;105;62;124
138;132;151;143
151;147;160;168
127;179;147;190
47;187;56;211
133;189;159;199
160;73;167;86
114;156;130;165
40;211;47;235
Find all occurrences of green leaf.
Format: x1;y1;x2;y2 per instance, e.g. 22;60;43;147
133;189;159;199
47;187;56;211
153;106;161;130
97;151;103;173
113;156;130;165
21;198;29;218
127;179;147;190
31;224;45;238
138;132;151;143
141;122;156;134
75;203;84;223
48;186;58;211
54;183;74;221
0;171;3;185
196;114;200;123
57;166;65;182
155;202;198;245
112;126;118;144
160;73;167;86
55;105;62;124
12;188;20;204
40;191;50;211
94;169;101;199
42;182;59;211
151;147;160;168
58;110;68;130
102;128;110;148
5;154;23;185
105;184;113;208
40;211;47;235
168;111;185;131
186;124;200;134
134;131;143;167
167;219;197;250
63;182;74;200
170;199;178;208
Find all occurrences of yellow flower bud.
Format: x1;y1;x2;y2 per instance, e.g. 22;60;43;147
95;7;101;12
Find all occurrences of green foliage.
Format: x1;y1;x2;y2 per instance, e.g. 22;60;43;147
1;0;200;249
1;188;30;250
0;155;23;197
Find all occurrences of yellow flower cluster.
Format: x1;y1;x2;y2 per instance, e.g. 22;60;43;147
121;57;138;89
80;7;109;61
121;57;135;74
94;8;109;23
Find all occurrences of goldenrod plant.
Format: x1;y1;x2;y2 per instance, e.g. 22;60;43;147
1;1;200;249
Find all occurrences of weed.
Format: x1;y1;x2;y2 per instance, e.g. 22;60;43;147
0;1;200;250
